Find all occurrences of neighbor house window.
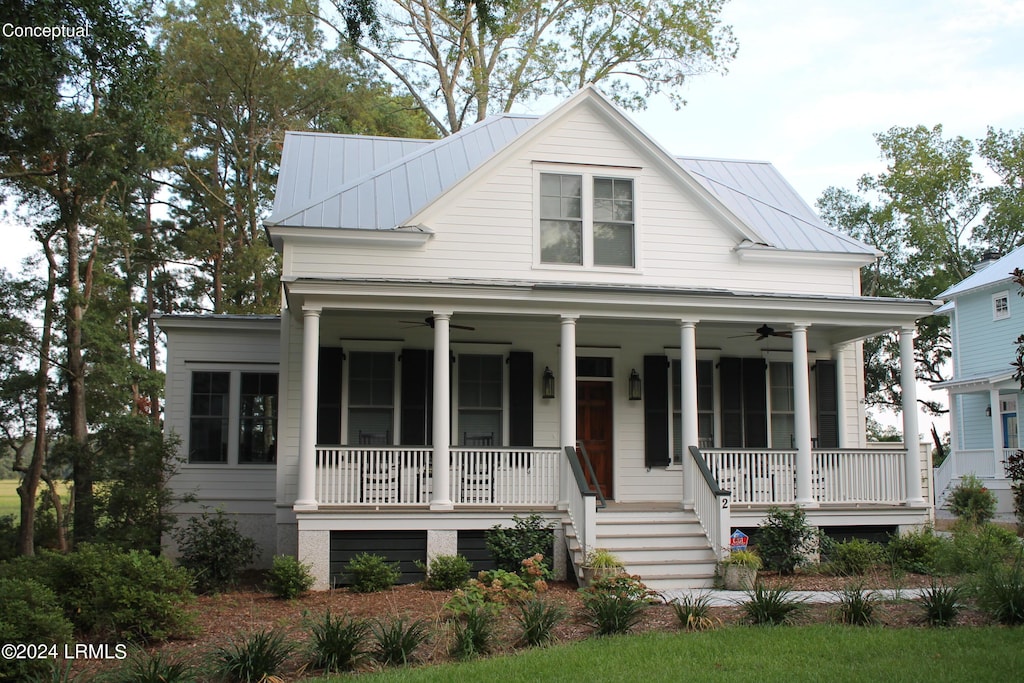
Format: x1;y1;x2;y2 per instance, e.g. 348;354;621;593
189;371;230;463
347;351;395;444
239;373;278;463
539;171;635;268
188;369;279;464
994;291;1010;320
458;354;503;445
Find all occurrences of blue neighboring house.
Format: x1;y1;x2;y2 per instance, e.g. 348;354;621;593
934;247;1024;516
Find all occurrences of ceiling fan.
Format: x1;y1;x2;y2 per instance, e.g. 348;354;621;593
731;324;792;340
400;316;476;331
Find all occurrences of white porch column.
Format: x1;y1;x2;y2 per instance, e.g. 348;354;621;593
990;387;1003;474
900;326;925;505
680;320;699;508
559;315;578;505
793;324;816;507
295;306;321;510
431;312;454;510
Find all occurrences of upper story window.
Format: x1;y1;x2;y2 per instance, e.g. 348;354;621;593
994;291;1010;320
189;370;278;464
539;171;635;268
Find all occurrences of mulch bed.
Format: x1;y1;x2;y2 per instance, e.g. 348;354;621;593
73;570;991;681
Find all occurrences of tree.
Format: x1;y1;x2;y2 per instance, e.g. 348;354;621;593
313;0;737;135
0;0;164;543
817;125;992;414
977;127;1024;254
157;0;435;313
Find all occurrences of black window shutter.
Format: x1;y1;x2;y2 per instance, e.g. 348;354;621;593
643;355;670;467
400;349;433;445
743;358;768;448
720;357;743;447
317;347;344;444
508;351;534;447
816;359;839;448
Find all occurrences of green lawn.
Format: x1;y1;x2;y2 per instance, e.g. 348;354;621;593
0;479;21;517
307;626;1024;683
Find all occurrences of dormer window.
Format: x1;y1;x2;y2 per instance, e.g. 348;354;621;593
994;291;1011;320
538;171;636;268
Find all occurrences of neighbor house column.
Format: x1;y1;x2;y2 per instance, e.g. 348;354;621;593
559;315;578;506
990;387;1003;477
793;324;816;507
295;306;321;510
431;312;454;510
900;326;925;505
680;320;699;508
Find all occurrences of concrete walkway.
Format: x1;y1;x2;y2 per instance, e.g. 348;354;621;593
659;587;927;606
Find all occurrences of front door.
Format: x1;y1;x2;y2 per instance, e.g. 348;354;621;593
577;381;613;499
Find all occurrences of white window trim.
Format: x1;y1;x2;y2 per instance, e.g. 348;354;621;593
993;290;1011;321
183;364;279;468
533;164;641;272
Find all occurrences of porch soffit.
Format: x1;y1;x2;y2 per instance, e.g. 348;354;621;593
931;370;1018;393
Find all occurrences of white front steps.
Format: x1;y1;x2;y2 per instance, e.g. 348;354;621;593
565;508;718;591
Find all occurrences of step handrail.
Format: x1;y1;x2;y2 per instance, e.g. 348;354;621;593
689;445;732;561
572;442;607;509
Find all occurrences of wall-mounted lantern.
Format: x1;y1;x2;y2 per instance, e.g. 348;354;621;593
542;366;556;399
628;369;642;401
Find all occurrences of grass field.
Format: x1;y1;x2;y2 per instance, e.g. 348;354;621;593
0;478;70;518
314;626;1024;683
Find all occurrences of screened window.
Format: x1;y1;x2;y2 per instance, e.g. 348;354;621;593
458;354;503;445
593;177;634;267
540;173;583;264
348;351;395;444
770;362;795;448
189;371;230;463
239;373;278;463
672;359;715;463
994;291;1011;320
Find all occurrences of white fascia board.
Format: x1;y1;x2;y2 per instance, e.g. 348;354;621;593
267;225;434;251
733;243;875;268
153;313;282;334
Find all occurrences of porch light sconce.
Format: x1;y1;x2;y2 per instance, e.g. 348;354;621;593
628;369;642;401
542;367;556;399
986;405;992;417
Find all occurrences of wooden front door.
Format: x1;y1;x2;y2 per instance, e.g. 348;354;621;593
577;381;613;499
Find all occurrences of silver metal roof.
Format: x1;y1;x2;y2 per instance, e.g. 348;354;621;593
938;243;1024;299
267;95;876;257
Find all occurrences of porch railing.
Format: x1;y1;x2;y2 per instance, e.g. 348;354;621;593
688;446;731;561
314;446;560;506
703;448;907;505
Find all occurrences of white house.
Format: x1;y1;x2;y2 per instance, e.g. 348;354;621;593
933;246;1024;516
158;87;937;589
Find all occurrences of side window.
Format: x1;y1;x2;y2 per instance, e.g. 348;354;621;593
239;373;278;463
189;371;230;463
994;291;1010;320
593;177;634;267
539;173;583;264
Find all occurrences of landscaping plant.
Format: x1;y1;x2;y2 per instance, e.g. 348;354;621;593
306;610;371;673
825;537;886;576
173;508;258;594
918;581;962;627
449;604;497;660
1004;448;1024;533
579;574;655;635
105;650;198;683
371;616;430;666
946;474;997;525
211;628;294;683
514;598;566;646
887;526;942;574
0;577;73;681
346;552;401;593
742;583;806;625
420;554;472;590
671;592;719;631
977;553;1024;625
833;584;878;625
266;554;314;599
485;514;553;573
756;506;817;575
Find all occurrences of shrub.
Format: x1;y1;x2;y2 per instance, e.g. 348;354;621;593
420;554;472;590
834;584;878;626
211;628;294;683
514;598;566;646
742;583;806;625
0;514;18;563
104;651;198;683
306;610;370;673
1004;448;1024;533
756;506;817;575
671;592;719;631
173;508;257;594
947;474;997;525
485;514;553;573
267;554;314;599
579;574;655;635
887;527;943;574
918;582;962;627
826;538;886;576
933;522;1019;575
449;605;496;660
977;554;1024;625
1;544;194;640
371;616;430;666
0;577;73;681
347;553;401;593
